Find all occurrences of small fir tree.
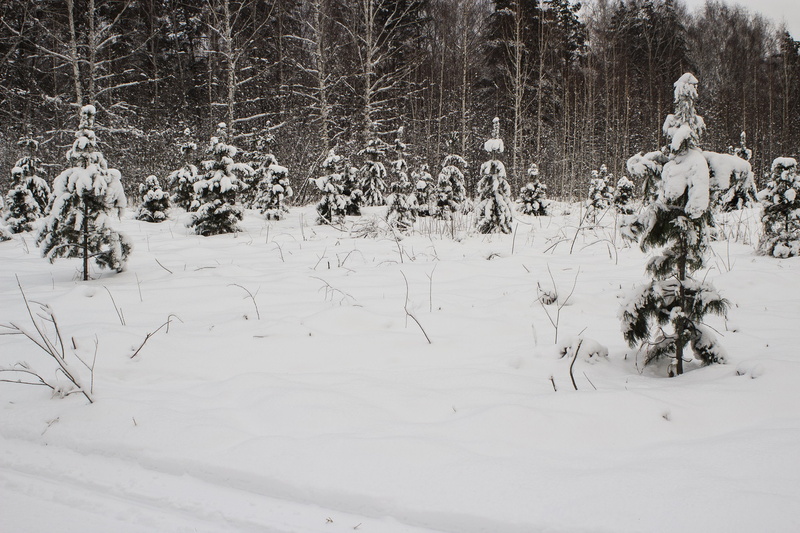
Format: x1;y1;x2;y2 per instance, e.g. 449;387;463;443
620;73;728;377
252;153;293;220
434;153;468;220
627;150;668;203
386;131;417;233
136;175;170;222
587;164;615;220
167;131;199;211
341;161;363;216
359;136;389;206
703;133;757;212
189;123;253;236
475;117;513;234
758;157;800;257
517;163;548;216
311;149;348;225
4;138;51;233
412;164;435;217
37;105;131;280
614;175;636;214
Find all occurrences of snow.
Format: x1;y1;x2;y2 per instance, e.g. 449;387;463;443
2;204;800;531
703;151;752;191
660;147;710;217
483;138;504;154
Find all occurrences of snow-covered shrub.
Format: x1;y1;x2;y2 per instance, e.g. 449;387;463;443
342;162;363;216
704;150;757;212
167;135;199;211
386;131;418;233
518;163;548;216
412;164;434;217
434;154;468;220
627;150;667;202
620;73;728;376
475;117;513;234
3;138;51;233
587;164;615;220
252;153;293;220
136;175;170;222
311;149;348;225
37;105;131;280
758;157;800;257
359;137;389;207
189;123;253;236
613;175;635;214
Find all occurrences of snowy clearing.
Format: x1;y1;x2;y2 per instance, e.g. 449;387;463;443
1;205;799;532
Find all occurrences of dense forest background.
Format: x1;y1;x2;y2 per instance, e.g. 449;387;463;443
1;0;798;200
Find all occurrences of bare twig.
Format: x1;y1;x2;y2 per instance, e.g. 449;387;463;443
103;286;126;326
154;257;173;274
130;314;182;359
400;271;432;344
229;283;261;320
569;338;584;391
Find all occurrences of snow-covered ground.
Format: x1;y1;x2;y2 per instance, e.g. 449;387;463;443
1;205;798;532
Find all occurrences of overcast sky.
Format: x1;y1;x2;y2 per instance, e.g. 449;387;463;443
680;0;800;38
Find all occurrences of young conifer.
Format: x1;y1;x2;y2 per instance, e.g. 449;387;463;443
37;105;131;280
136;175;170;222
253;152;293;220
475;117;513;234
758;157;800;257
167;130;200;211
620;74;728;376
518;163;548;216
4;138;51;233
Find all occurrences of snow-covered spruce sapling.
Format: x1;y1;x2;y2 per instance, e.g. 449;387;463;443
136;175;170;222
627;150;668;203
705;149;757;212
386;132;418;233
475;117;513;234
311;149;348;225
189;123;253;236
613;175;635;215
37;105;131;281
757;157;800;257
412;164;434;217
252;152;293;220
586;165;615;221
3;137;51;233
359;136;389;207
342;161;363;216
620;73;728;377
518;163;548;216
434;154;468;220
167;132;200;211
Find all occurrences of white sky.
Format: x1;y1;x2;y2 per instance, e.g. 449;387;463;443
681;0;800;38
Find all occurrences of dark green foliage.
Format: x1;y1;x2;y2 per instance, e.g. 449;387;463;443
758;158;800;257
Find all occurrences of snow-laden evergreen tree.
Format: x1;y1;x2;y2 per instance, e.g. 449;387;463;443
167;131;199;211
758;157;800;257
586;164;615;220
386;131;417;233
728;131;752;162
620;73;728;377
517;163;548;216
3;138;51;233
37;105;131;280
704;150;757;212
412;164;434;217
252;152;293;220
614;175;636;214
136;175;170;222
189;123;253;236
475;117;513;234
359;133;389;207
627;150;668;203
342;161;363;216
311;149;348;225
0;195;12;241
434;154;468;220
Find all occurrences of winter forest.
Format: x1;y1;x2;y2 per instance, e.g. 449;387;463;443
2;0;800;532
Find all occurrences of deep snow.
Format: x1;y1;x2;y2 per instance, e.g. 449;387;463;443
1;204;799;532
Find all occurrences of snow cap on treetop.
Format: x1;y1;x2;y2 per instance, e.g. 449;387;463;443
673;73;698;102
772;157;797;173
81;104;97;116
484;117;504;154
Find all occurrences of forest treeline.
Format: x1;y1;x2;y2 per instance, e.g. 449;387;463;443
1;0;798;199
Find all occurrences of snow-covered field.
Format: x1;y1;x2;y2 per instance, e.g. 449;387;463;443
1;205;799;533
